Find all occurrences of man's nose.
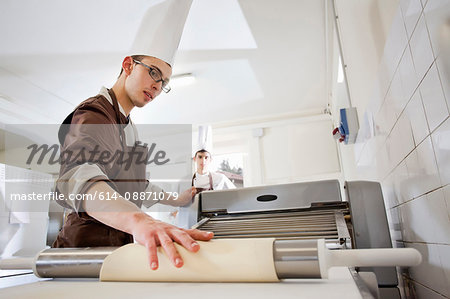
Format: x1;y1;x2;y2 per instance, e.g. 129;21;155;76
151;80;163;92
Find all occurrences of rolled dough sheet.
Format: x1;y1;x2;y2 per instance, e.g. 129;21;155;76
100;238;279;282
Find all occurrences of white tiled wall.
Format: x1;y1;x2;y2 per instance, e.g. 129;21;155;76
345;0;450;297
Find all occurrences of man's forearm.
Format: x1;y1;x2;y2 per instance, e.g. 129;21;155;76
80;181;212;270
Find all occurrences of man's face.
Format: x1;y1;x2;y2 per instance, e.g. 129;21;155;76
124;56;172;108
194;152;211;172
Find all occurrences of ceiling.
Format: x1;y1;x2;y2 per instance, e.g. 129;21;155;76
0;0;336;126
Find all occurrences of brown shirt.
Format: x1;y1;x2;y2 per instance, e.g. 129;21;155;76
53;90;148;247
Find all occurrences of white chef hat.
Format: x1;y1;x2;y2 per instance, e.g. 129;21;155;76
130;0;193;66
193;125;213;157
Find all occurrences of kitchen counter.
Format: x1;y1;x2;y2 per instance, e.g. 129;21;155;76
0;267;368;299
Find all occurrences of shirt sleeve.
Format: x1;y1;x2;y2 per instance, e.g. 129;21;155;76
55;164;109;212
56;101;123;213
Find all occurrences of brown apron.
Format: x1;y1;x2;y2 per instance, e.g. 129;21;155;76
191;172;213;192
53;89;148;247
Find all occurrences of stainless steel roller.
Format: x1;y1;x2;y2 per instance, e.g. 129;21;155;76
0;239;422;279
195;210;344;241
34;247;117;278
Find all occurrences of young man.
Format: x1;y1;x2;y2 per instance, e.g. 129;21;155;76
53;55;213;271
53;0;215;271
192;149;236;191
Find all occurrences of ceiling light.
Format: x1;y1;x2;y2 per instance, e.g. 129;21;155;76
171;73;196;87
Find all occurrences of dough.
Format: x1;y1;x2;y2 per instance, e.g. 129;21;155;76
100;238;279;282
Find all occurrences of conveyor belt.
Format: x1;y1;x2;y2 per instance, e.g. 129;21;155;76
196;209;350;241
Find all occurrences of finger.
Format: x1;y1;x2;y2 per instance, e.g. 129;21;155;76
146;236;159;270
190;187;197;196
169;229;200;253
184;228;214;241
158;232;183;268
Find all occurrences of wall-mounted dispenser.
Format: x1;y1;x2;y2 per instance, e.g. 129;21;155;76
332;107;359;144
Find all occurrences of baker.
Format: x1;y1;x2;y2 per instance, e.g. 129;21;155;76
53;0;213;271
192;149;236;191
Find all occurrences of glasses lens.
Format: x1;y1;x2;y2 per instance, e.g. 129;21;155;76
162;85;171;93
149;68;162;82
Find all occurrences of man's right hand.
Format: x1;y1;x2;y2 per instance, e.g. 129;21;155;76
84;181;214;270
130;212;214;270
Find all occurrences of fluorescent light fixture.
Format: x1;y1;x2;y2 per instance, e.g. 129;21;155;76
171;73;196;87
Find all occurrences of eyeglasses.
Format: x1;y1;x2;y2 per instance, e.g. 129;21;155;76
133;59;171;93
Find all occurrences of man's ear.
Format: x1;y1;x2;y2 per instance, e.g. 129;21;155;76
122;56;134;75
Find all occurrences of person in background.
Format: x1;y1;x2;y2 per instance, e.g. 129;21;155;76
192;149;236;191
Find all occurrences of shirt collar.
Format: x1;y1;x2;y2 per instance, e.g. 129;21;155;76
196;171;210;176
99;86;128;119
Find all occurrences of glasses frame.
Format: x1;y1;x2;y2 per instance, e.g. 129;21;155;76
133;59;171;93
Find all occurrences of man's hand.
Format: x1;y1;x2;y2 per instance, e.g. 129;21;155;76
167;186;196;206
84;182;213;270
130;212;213;270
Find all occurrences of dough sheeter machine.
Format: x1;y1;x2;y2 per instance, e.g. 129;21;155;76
0;180;420;299
179;180;417;298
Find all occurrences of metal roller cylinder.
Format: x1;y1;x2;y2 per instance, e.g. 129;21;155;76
2;240;421;279
273;239;321;278
33;241;320;279
34;247;117;278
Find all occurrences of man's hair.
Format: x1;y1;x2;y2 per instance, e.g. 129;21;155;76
194;149;211;158
118;55;171;78
118;55;147;78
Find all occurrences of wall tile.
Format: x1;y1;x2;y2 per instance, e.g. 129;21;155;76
423;0;450;58
367;81;385;116
412;281;447;299
384;6;409;75
426;189;450;243
400;200;413;241
360;2;450;298
375;61;391;104
400;0;423;39
405;136;441;198
387;207;404;241
374;134;387;156
444;184;450;220
435;56;450;114
431;117;450;185
384;136;396;175
420;63;449;132
404;90;429;145
388;111;415;167
404;149;422;199
393;161;410;205
399;47;419;106
420;0;429;9
409;13;435;82
400;190;450;243
376;144;390;180
407;242;448;295
382;172;397;209
436;244;450;297
389;68;407;117
375;98;397;139
354;141;366;167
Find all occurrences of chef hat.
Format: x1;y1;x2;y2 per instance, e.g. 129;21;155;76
193;125;213;157
130;0;193;66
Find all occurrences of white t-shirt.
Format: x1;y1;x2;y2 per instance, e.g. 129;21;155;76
193;172;236;190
